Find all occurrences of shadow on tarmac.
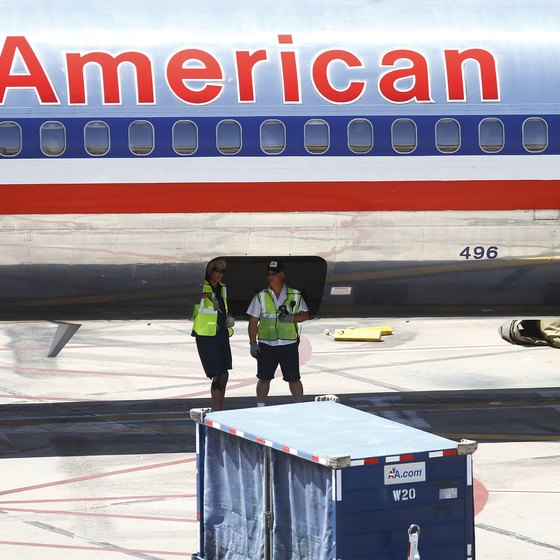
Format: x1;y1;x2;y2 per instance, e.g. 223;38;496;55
0;387;558;459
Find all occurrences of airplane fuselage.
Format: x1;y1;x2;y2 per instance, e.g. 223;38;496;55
1;0;559;319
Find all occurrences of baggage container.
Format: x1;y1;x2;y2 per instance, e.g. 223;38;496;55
190;400;476;559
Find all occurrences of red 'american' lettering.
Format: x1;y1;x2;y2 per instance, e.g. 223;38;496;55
0;35;500;106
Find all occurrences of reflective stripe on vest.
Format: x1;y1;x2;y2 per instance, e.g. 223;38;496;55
257;287;301;341
193;281;228;336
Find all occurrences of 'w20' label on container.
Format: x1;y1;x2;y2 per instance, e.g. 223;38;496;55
383;462;426;485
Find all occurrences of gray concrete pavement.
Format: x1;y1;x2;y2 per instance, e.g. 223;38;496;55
0;317;558;558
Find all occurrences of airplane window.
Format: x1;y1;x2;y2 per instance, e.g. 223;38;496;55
261;119;286;155
523;117;547;153
436;118;460;153
348;119;373;154
479;118;504;153
129;120;154;156
392;119;417;154
0;121;21;157
40;122;66;156
305;119;329;154
173;120;198;155
217;120;241;155
85;121;110;156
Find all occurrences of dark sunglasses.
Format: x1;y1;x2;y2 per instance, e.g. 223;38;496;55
212;267;226;273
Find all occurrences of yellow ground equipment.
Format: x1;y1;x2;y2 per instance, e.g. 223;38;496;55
323;326;393;342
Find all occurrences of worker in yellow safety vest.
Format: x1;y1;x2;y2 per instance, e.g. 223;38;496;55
192;258;234;411
247;260;309;406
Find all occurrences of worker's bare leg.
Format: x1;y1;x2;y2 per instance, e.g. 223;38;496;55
211;387;225;411
256;379;271;405
211;372;228;411
288;380;304;403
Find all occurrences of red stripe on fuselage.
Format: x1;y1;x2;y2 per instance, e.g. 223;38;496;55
0;180;558;214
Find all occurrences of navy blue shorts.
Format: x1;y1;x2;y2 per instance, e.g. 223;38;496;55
195;334;232;378
257;341;300;382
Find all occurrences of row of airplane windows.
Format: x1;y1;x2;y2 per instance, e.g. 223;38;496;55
0;116;550;157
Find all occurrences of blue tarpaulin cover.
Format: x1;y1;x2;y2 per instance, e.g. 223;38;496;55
204;429;266;559
270;449;334;558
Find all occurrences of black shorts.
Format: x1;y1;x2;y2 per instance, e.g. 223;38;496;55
257;341;300;382
195;334;232;378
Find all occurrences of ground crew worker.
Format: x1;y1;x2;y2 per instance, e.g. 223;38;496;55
192;258;234;411
247;260;309;406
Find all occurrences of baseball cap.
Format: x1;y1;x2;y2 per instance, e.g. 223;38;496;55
267;260;285;273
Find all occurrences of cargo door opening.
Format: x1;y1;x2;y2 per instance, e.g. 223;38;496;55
212;256;327;318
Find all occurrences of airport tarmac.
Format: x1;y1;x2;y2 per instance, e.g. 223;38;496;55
0;316;558;559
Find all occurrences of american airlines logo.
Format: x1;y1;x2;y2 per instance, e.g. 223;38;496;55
0;35;500;107
384;462;426;485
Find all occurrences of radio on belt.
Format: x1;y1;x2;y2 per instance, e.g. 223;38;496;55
190;399;477;560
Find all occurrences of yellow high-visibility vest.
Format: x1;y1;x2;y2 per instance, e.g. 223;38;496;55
192;281;232;337
257;287;301;341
